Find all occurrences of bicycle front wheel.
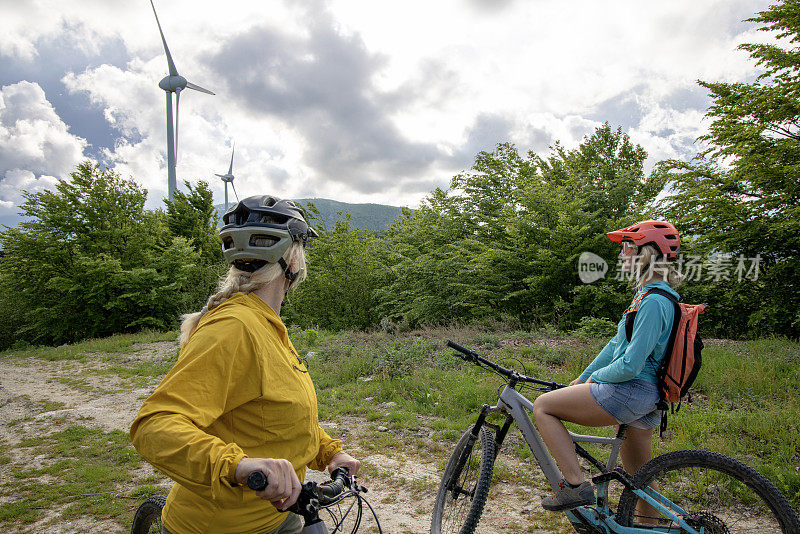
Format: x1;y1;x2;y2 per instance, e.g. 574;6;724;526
616;450;800;533
431;426;496;534
131;494;166;534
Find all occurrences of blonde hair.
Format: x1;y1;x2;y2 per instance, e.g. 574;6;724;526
179;243;307;347
634;244;683;288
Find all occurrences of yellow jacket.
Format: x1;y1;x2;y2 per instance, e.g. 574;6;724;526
130;293;342;534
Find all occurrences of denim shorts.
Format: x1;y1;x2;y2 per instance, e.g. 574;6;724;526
589;379;662;430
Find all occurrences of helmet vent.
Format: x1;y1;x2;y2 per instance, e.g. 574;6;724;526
222;236;234;250
654;224;668;228
665;234;678;240
258;214;289;225
250;235;279;247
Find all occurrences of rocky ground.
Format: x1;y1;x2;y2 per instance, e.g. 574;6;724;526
0;341;568;533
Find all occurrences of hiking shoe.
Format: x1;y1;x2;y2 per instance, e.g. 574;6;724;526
541;479;595;511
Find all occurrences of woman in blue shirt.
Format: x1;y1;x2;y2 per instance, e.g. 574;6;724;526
532;221;682;512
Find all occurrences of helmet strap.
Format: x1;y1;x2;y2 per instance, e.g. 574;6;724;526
278;257;299;288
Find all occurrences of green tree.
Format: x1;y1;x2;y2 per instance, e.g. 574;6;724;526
285;216;390;330
165;180;223;264
0;162;206;347
660;0;800;337
382;124;663;327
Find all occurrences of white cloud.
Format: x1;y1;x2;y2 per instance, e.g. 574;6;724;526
0;169;60;217
0;81;87;215
0;0;776;208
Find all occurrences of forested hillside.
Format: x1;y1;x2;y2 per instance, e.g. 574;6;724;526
1;1;798;349
213;198;404;231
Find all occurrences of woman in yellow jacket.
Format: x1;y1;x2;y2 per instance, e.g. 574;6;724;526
131;195;360;534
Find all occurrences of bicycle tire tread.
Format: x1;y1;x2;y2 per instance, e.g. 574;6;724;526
616;449;800;532
131;494;167;534
431;426;496;534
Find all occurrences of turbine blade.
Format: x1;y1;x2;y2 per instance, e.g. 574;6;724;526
228;144;234;175
150;0;178;76
186;81;215;95
230;181;240;202
214;173;226;178
174;88;181;162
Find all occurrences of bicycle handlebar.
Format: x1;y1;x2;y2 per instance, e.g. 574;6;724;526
247;466;355;518
316;467;351;499
447;339;568;390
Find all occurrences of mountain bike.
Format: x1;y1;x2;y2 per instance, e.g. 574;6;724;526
431;340;800;534
131;467;382;534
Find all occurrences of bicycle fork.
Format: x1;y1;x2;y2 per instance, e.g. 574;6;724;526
456;405;515;473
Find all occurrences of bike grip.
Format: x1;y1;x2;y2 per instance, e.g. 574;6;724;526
330;466;349;480
247;470;268;491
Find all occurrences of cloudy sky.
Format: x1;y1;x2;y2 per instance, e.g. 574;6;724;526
0;0;772;225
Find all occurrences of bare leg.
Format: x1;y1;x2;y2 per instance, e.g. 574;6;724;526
621;425;660;524
532;384;618;485
620;425;652;475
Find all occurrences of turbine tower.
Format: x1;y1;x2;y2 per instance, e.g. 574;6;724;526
215;144;238;212
150;0;215;200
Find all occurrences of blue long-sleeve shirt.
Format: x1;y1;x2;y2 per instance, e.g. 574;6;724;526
579;281;678;384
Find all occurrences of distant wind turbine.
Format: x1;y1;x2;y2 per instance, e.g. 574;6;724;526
215;144;239;212
150;0;215;201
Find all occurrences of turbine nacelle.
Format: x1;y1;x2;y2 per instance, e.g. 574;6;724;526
216;173;235;183
158;75;187;92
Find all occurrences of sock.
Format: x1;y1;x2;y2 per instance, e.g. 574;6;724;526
566;481;584;488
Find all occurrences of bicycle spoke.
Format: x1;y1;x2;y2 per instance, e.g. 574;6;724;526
618;451;796;533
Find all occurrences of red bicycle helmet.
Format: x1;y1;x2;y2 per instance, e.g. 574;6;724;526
607;220;680;260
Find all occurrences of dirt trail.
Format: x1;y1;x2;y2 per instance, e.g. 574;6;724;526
0;344;559;533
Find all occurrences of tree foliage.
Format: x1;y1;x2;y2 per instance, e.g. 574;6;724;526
376;125;661;329
6;0;800;349
0;163;223;348
285;216;389;330
660;0;800;337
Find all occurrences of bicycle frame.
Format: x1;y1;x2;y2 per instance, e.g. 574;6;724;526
474;384;704;534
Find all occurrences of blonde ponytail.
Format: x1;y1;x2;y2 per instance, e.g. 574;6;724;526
634;245;684;289
179;244;308;347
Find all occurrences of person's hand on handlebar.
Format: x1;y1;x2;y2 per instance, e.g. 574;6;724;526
327;451;361;476
235;457;301;510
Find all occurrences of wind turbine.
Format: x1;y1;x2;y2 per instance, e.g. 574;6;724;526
150;0;215;201
215;144;239;212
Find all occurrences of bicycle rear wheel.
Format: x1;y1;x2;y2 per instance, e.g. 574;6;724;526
431;426;496;534
616;450;800;533
131;494;166;534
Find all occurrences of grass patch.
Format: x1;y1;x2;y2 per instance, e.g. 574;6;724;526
3;323;797;533
305;328;800;507
0;426;143;526
1;329;178;362
0;438;9;465
106;359;176;379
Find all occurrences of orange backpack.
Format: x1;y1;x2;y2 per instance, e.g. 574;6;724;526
625;288;706;433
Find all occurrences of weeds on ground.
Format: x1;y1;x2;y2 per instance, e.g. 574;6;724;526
296;326;800;507
1;329;178;362
0;425;150;526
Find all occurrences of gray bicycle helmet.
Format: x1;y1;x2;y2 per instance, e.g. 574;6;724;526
220;195;318;277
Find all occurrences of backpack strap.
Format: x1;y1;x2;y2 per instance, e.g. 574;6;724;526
624;288;681;343
623;288;684;437
624;288;682;408
645;289;682;373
